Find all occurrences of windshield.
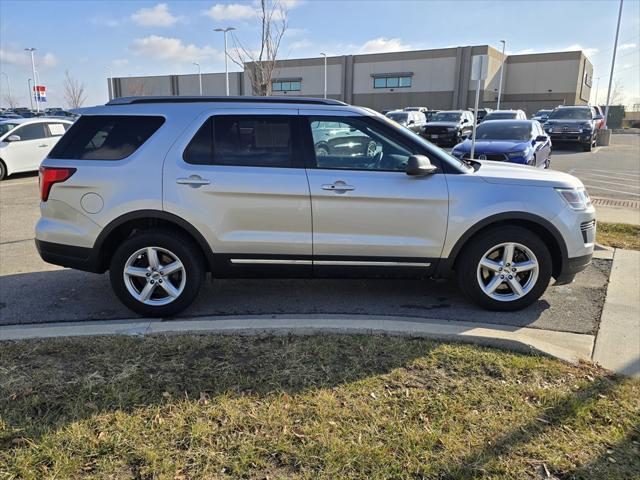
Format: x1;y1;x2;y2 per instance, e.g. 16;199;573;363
0;123;19;136
535;110;551;116
549;108;592;120
475;122;532;141
484;112;517;121
386;112;409;123
433;112;461;122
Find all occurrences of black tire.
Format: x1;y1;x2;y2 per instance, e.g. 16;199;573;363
582;139;593;152
455;226;552;311
0;161;6;181
109;230;205;317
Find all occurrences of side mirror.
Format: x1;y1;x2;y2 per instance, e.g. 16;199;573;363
462;118;468;124
535;135;548;142
5;134;20;142
406;154;437;176
408;120;415;125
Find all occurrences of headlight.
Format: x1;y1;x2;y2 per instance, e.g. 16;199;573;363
507;150;528;158
556;187;592;211
546;127;553;133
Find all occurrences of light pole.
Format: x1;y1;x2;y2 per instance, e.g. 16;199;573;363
496;40;506;110
594;76;600;105
193;62;202;96
320;53;327;99
105;66;114;100
25;48;39;112
214;27;235;96
604;0;624;129
27;78;33;110
0;72;11;105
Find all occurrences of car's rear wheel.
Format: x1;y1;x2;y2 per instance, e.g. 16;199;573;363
456;226;552;311
109;230;205;317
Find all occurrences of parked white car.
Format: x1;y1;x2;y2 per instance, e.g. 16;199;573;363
0;118;73;180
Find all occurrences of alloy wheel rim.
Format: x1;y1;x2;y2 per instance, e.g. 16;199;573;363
476;242;539;302
123;246;186;306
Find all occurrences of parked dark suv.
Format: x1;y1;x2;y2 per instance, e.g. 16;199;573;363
544;106;602;151
423;110;474;146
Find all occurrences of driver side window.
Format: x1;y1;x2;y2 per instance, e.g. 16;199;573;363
308;116;412;172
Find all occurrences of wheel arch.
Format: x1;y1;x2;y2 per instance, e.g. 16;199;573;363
438;212;568;279
93;210;215;273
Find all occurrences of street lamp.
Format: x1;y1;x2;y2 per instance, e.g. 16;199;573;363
604;0;624;129
214;27;236;96
594;76;601;105
27;78;34;110
496;40;506;110
193;62;202;96
320;53;327;99
105;66;114;100
0;72;11;104
25;47;39;112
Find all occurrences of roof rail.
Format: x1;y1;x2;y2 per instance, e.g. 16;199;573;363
107;96;348;106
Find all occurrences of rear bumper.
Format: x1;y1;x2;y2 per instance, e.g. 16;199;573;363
554;253;593;285
35;239;103;273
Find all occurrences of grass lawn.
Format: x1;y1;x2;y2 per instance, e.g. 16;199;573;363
597;222;640;250
0;334;638;479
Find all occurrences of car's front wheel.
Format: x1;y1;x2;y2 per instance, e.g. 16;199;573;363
456;226;552;311
109;230;205;317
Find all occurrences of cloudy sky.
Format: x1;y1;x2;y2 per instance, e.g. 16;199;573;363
1;0;638;108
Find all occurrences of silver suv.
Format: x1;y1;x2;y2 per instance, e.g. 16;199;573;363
36;97;596;317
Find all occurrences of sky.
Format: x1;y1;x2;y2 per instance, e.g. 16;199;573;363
1;0;639;108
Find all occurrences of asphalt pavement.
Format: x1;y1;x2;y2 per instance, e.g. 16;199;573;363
5;136;638;333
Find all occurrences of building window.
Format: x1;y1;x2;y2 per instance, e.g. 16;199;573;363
372;75;412;89
272;80;301;92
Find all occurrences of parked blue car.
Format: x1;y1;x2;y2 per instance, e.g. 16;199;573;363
450;120;552;168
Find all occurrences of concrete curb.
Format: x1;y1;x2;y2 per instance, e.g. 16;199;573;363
0;314;595;365
592;249;640;377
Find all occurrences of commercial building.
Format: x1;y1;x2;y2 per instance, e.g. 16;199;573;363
111;44;593;115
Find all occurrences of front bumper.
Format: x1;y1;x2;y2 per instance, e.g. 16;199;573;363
547;132;593;143
424;131;459;145
554;253;593;285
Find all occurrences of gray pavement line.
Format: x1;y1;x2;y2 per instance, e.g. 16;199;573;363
0;238;34;246
584;184;640;197
0;314;596;365
581;173;640;185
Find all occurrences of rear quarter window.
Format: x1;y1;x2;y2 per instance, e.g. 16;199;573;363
48;115;165;160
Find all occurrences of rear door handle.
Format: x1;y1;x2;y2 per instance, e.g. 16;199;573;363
322;181;355;192
176;175;211;187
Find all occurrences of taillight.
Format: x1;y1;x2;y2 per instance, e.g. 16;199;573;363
39;166;76;202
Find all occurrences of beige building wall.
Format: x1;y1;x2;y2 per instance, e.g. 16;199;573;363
111;46;592;116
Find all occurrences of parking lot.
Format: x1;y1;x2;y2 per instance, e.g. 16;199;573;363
2;135;638;334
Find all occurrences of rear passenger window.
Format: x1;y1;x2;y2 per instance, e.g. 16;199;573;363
184;115;294;168
48;115;165;160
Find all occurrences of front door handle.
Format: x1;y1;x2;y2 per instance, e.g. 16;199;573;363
38;144;48;148
176;175;211;187
322;181;355;192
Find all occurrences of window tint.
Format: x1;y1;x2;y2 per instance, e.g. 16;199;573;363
309;116;413;172
13;122;48;141
48;115;164;160
184;115;294;168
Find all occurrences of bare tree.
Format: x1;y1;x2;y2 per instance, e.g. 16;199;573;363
63;70;87;108
3;94;18;109
229;0;288;96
